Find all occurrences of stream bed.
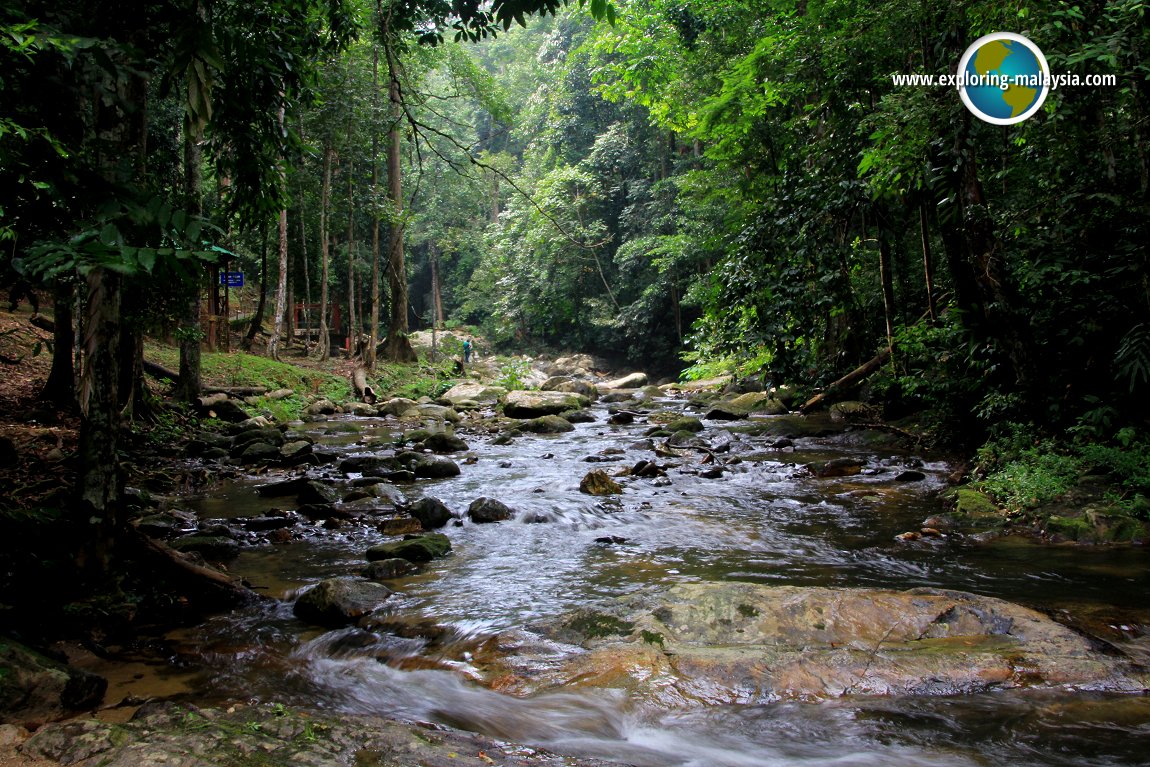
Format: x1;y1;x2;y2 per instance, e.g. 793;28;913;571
159;395;1150;767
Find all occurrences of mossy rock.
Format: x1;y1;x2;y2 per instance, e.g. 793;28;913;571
564;611;635;639
1044;515;1095;542
366;533;452;563
667;417;704;433
953;488;1001;519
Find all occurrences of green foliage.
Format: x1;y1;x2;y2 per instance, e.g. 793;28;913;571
496;356;532;389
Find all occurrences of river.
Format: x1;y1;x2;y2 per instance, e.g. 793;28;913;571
167;394;1150;766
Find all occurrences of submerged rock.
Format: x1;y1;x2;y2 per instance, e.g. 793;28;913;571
362;558;419;581
511;583;1147;705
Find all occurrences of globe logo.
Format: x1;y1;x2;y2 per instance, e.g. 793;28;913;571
957;32;1050;125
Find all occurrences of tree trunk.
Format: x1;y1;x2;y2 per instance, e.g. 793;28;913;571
299;199;312;350
382;35;416;363
316;144;334;361
346;158;358;358
431;241;444;328
175;117;203;402
878;233;896;356
268;207;289;361
244;227;268;347
76;268;123;574
919;203;937;323
41;279;76;409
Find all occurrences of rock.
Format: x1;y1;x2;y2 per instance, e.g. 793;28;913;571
255;476;312;497
562;409;596;423
237;513;299;533
522;415;575;434
397;451;462;479
580;469;622;496
895;469;927;482
545;353;600;376
599;372;648;391
366;533;452;562
168;535;240;560
0;436;18;468
807;457;865;478
467;497;515;523
297;480;342;506
417;404;461;423
233;442;279;463
829;400;882;423
520;583;1145;705
279;440;314;461
135;510;198;538
705;392;786;420
502;390;589;418
0;639;107;724
339;455;402;475
362;558;419;581
266;388;294;400
607;411;635;425
378;397;419;417
377;517;424;536
346;402;377;416
441;382;507;406
200;396;251;423
305;398;339;416
667;416;704;433
599;392;635;404
292;577;393;627
542;377;599;398
423;432;469;453
408;496;453;529
20;701;619;767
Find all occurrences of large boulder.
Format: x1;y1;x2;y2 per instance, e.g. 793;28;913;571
441;382;507;406
366;533;452;563
510;583;1145;704
196;394;250;423
502;390;589;418
423;432;469;453
396;451;461;479
0;639;107;724
467;497;515;523
598;372;648;391
545;354;600;377
292;577;393;627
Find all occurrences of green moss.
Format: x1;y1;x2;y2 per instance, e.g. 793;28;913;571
640;630;665;647
736;603;760;618
953;488;1000;518
1045;515;1093;541
564;612;635;639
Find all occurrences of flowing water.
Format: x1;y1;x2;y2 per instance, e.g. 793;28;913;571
168;397;1150;766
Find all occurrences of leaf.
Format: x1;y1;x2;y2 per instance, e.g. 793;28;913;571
137;249;156;273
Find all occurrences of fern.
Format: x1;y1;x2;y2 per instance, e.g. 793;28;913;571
1115;323;1150;393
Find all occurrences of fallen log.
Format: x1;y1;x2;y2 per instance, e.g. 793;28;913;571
351;365;376;404
143;358;180;382
799;347;891;414
201;386;268;397
131;528;262;611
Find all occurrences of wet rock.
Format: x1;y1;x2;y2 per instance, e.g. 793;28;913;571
297;480;342;506
346;402;378;417
366;532;452;562
895;469;927;482
255;476;312;497
666;416;704;433
377;517;424;536
135;510;198;538
168;535;240;560
467;496;516;523
293;577;393;627
562;409;597;424
599;392;635;405
237;512;299;532
279;440;314;462
362;558;419;581
440;382;507;406
408;496;453;529
503;390;590;418
521;583;1147;705
607;411;635;425
580;470;623;496
700;466;725;479
599;372;648;390
807;457;865;478
594;535;628;545
296;503;339;521
340;455;402;476
397;451;462;479
0;638;107;724
522;415;575;434
237;442;282;463
423;432;469;453
21;701;620;767
417;403;461;423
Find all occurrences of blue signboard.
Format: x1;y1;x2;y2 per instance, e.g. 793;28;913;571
220;271;245;287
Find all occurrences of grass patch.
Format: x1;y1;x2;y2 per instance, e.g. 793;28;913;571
148;345;350;399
